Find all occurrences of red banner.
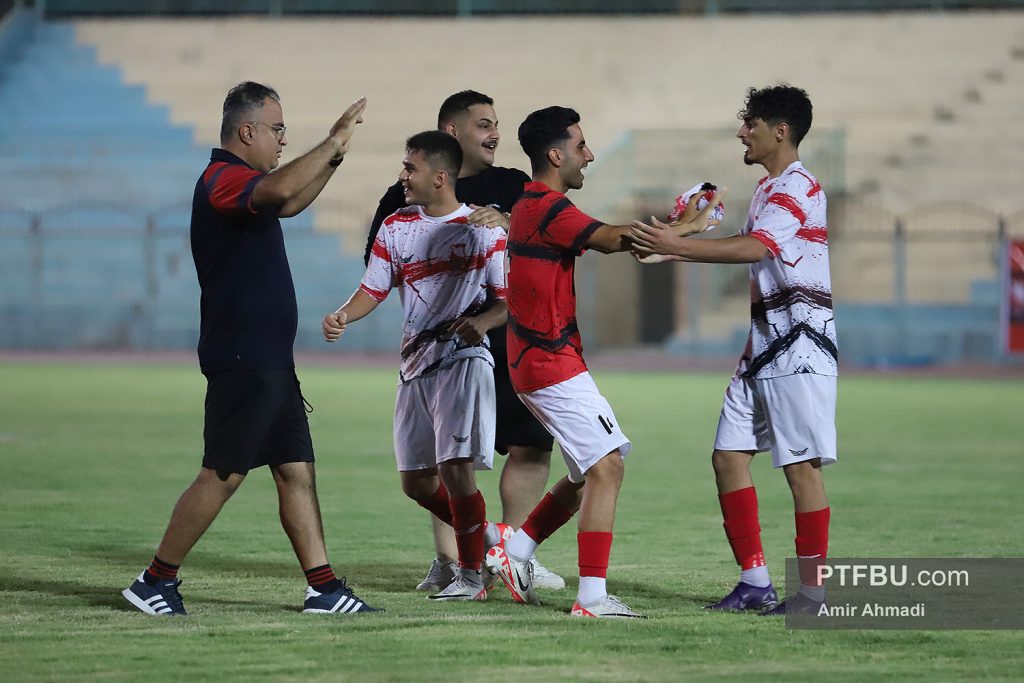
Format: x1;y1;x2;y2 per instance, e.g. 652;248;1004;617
1008;240;1024;354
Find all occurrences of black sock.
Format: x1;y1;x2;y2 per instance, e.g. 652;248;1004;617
304;564;341;593
144;556;180;586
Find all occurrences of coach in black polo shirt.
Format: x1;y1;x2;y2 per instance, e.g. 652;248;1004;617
123;82;378;616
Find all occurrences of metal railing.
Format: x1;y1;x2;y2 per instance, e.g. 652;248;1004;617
2;199;1022;365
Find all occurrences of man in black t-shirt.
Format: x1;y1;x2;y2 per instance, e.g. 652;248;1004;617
123;82;379;616
364;91;565;593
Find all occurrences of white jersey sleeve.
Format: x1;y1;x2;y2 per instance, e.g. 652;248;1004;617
360;216;400;302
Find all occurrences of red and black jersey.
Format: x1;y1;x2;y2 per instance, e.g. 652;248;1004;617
190;148;297;372
506;181;602;393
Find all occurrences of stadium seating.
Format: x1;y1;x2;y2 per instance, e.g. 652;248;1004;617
2;10;1021;359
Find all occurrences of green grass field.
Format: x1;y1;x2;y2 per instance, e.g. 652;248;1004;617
1;361;1022;682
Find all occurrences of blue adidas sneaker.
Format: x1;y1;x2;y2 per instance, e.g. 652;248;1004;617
303;578;381;614
122;572;187;616
704;581;779;612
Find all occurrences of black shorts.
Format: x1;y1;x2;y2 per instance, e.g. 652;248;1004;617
202;368;315;478
490;336;555;455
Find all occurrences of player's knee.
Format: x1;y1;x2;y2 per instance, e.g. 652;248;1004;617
506;445;552;467
402;479;428;501
400;471;439;502
783;458;823;490
588;450;624;486
712;449;746;477
198;466;245;495
271;461;316;489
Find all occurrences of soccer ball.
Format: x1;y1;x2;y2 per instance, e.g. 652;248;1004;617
667;182;724;229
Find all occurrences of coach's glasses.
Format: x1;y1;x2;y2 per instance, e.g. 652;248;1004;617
247;121;287;140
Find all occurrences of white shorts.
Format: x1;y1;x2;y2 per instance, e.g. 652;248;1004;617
393;358;496;472
517;372;631;484
714;373;837;469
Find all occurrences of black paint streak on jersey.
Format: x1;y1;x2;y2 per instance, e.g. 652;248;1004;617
744;322;839;378
507;318;581;370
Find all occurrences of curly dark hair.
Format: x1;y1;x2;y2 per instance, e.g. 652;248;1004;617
517;106;580;174
739;85;812;147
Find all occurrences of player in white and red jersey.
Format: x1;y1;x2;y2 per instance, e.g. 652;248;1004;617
322;131;508;601
632;85;837;616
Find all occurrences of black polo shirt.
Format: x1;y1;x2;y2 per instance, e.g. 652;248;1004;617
191;148;297;372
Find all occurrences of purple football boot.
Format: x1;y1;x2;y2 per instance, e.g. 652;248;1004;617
704;581;779;612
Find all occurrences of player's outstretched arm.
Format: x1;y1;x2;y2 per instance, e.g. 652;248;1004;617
631;219;768;264
632;250;684;265
253;97;368;217
322;288;380;342
450;300;508;345
587;187;726;255
586;224;634;254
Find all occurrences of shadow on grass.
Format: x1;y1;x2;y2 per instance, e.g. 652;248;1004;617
0;559;440;615
76;541;423;590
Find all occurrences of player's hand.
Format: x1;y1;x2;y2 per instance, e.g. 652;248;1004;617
329;97;367;158
632;250;677;265
672;186;727;234
322;309;348;342
630;216;687;256
466;204;509;231
449;316;487;345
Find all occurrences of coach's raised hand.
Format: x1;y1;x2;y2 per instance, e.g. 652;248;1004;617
330;97;367;159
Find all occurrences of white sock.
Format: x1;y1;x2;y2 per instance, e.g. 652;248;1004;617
577;576;607;606
483;521;501;548
741;565;771;588
461;567;483;588
798;583;825;602
506;529;538;562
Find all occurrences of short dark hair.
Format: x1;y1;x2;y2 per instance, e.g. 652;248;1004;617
517;106;580;174
406;130;463;181
221;81;280;143
437;90;494;130
738;84;812;147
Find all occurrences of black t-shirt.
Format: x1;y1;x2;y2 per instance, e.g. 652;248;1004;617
364;165;529;353
190;149;298;372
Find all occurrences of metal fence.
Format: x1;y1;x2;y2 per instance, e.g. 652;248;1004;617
0;202;405;354
2;199;1022;365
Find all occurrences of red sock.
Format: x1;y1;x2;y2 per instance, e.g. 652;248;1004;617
450;490;487;571
144;556;179;586
578;531;613;578
718;487;765;570
414;484;452;526
521;493;576;545
795;506;830;586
